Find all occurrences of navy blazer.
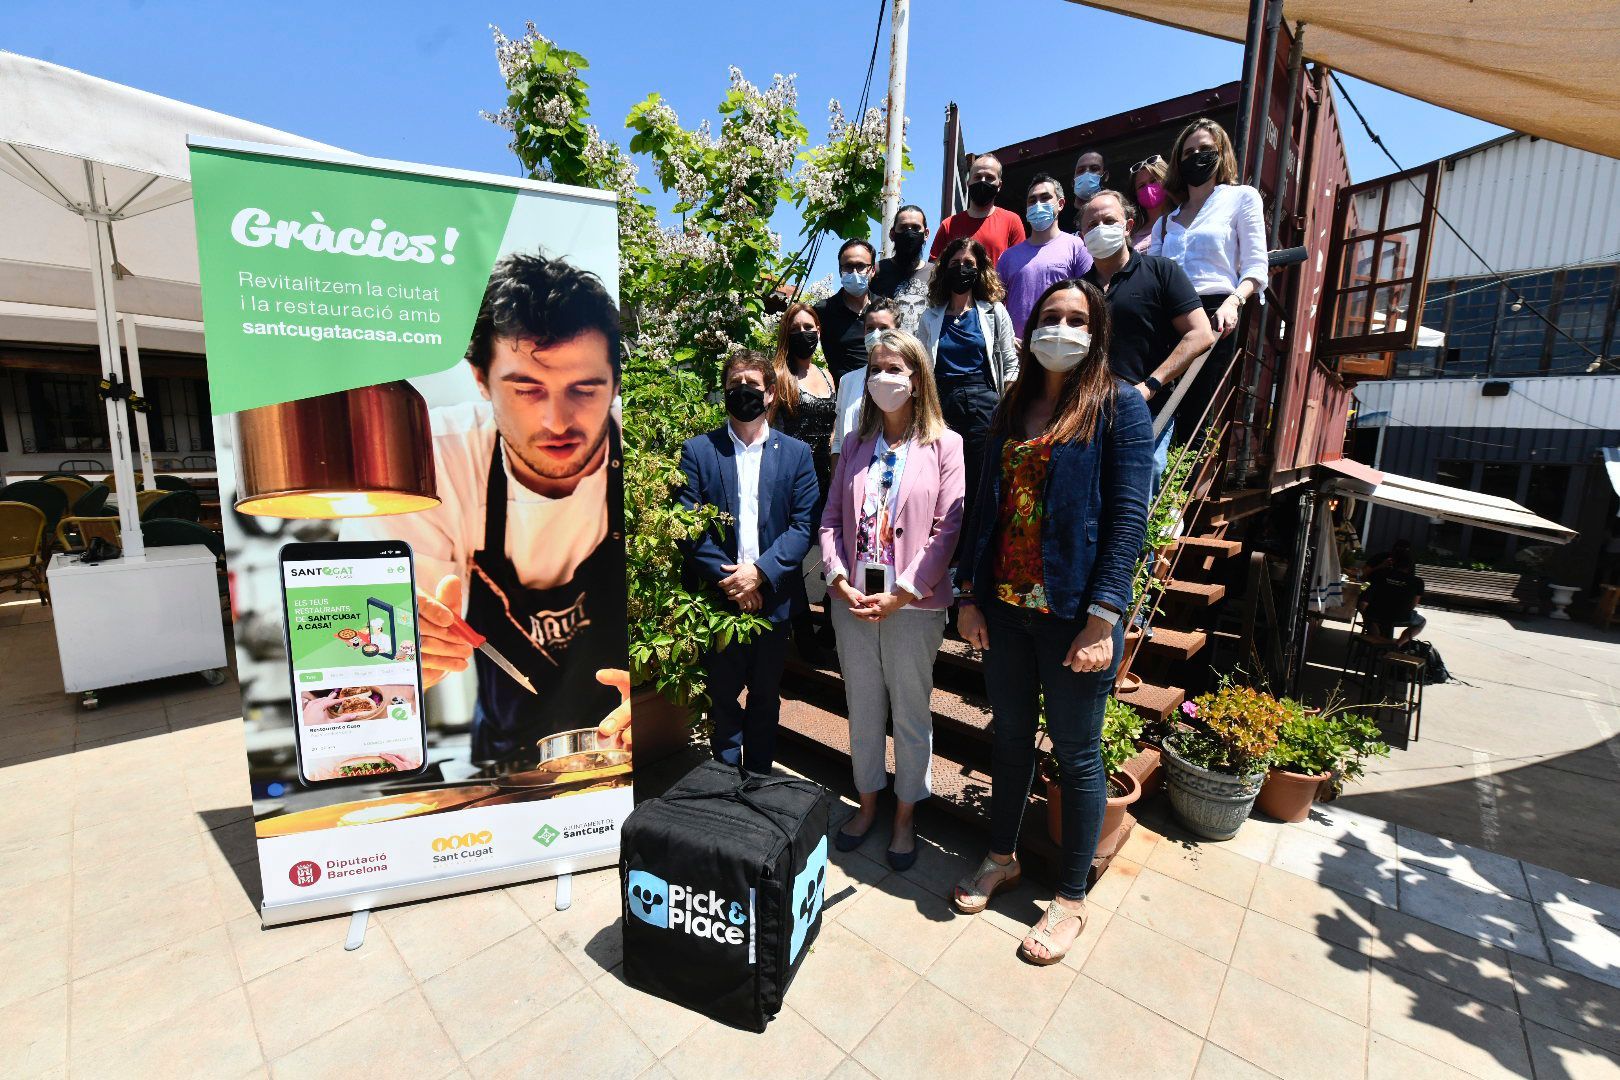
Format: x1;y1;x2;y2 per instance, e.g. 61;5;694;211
956;380;1153;619
677;424;820;625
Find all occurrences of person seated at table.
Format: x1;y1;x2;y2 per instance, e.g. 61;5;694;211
1359;537;1412;580
1359;551;1426;645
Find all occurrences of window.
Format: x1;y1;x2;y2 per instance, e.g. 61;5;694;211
1491;271;1556;375
1525;464;1572;525
1442;277;1497;377
1549;266;1617;374
25;374;108;453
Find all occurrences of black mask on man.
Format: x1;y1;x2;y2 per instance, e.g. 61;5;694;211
967;180;998;208
891;227;926;259
724;384;767;423
1180;149;1220;188
948;263;980;294
786;329;819;360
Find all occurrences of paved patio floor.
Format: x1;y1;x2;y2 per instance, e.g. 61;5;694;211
4;596;1620;1079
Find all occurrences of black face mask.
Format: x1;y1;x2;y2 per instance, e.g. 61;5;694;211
1181;149;1220;188
724;384;767;423
786;329;819;360
967;180;998;208
892;227;926;258
948;263;980;294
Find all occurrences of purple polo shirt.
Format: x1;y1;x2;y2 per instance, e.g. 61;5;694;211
997;231;1094;337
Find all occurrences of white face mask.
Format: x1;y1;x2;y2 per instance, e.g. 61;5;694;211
863;329;884;351
1029;324;1092;372
1083;222;1128;259
866;371;914;413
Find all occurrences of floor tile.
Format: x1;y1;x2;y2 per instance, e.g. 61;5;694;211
270;988;459;1080
1396;826;1530;901
1220;817;1285;866
243;935;414;1059
1193;1043;1279;1080
503;874;565;923
853;978;1025;1080
1114;866;1246;963
1013;1051;1076;1080
535;870;624;980
792;921;917;1052
379;886;531;981
70;873;224;977
927;918;1074;1043
1369;905;1517;1009
1035;975;1204;1080
1207;968;1368;1080
1397;867;1549;961
1082;910;1225;1035
1229;909;1371;1024
1539;903;1620;991
1524;864;1620;933
591;964;707;1059
469;983;655;1080
1115;820;1163;865
0;831;70;892
72;985;262;1078
1366;1033;1476;1080
1083;856;1142;912
901;835;978;902
226;913;346;984
1510;951;1620;1056
1247;864;1378;954
1285;804;1399;859
1270;828;1398;908
1368;961;1532;1079
423;925;584;1060
0;986;67;1078
838;873;971;974
69;924;241;1059
663;1003;842;1080
1524;1021;1620;1080
0;922;68;1011
70;828;215;917
1145;838;1263;906
823;845;890;925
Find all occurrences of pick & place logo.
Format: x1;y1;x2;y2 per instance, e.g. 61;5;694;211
626;869;749;945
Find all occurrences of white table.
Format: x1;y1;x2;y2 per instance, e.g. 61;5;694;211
47;545;228;704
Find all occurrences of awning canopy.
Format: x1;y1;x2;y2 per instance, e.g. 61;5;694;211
1321;458;1577;544
1067;1;1620;160
1604;448;1620;516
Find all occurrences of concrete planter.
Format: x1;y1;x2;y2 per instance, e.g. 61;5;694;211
1163;735;1265;840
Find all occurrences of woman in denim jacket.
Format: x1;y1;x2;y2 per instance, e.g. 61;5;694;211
950;278;1153;965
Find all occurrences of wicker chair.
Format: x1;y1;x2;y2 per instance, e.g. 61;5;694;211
0;501;48;601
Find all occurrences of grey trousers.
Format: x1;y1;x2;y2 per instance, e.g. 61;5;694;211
830;601;947;804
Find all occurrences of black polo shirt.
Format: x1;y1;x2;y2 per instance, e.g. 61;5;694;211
1085;251;1201;408
814;293;870;381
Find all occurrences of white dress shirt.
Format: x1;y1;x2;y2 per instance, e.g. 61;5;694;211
1148;184;1268;301
832;368;868;455
727;421;769;565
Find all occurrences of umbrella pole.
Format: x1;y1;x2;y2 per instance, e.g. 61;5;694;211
120;315;157;492
83;162;145;558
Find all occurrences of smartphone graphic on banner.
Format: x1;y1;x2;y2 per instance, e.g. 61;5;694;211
279;540;428;787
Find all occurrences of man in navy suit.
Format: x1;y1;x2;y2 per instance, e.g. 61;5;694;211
677;349;820;773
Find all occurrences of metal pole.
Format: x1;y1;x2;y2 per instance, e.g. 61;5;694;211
940;102;963;224
84;163;145;559
1284;488;1318;688
1269;23;1307;243
1364;421;1387;541
1232;0;1268;183
879;0;910;257
1250;0;1285;188
121;315;155;492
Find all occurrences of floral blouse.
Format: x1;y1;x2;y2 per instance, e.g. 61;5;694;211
992;435;1054;611
854;436;909;569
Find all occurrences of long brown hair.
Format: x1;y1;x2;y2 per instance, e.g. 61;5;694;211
856;329;948;446
992;278;1117;445
1164;117;1240;206
926;237;1007;307
770;301;821;418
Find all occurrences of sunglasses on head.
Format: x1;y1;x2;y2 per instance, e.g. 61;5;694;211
1129;154;1165;175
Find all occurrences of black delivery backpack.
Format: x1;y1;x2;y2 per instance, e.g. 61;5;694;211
620;760;831;1031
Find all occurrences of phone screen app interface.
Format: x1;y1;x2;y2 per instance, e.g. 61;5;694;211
283;556;423;781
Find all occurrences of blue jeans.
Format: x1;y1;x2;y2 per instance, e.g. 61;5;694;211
983;600;1123;899
1150;413;1175;504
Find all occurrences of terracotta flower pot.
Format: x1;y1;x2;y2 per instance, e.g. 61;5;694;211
1254;766;1333;823
1115;627;1145;691
1044;766;1143;850
628;686;696;766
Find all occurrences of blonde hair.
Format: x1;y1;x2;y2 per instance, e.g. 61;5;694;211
857;329;947;446
1165;118;1240;205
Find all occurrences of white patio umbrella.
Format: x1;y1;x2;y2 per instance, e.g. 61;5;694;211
0;51;337;557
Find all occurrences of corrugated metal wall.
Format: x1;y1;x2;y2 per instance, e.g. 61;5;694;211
1357;134;1620;278
1354;374;1620;432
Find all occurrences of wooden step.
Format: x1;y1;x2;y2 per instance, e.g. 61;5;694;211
1202;487;1269;527
1142;627;1207;661
1162;579;1227;605
784;655;993;743
1175;535;1242;558
1115;680;1185;724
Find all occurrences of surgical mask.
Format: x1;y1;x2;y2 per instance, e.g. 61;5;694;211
863;329;885;351
1026;201;1058;232
1083;223;1128;259
1136;182;1167;210
1181;149;1219;187
1072;173;1103;201
947;263;979;294
1029;324;1092;373
967;179;998;207
867;371;913;413
892;227;926;258
840;270;871;297
724;384;767;422
787;329;819;360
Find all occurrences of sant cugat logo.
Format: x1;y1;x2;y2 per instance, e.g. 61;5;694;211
627;870;750;946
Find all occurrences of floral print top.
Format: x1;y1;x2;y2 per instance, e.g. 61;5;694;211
855;436;909;569
993;435;1054;611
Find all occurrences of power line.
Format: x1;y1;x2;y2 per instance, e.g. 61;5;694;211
1330;72;1606;365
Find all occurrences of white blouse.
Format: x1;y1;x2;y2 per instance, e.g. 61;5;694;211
1148;184;1268;301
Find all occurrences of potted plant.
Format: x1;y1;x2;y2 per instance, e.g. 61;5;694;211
1044;696;1145;855
1163;683;1288;840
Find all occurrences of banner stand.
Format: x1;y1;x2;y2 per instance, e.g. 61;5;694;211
344;910;368;951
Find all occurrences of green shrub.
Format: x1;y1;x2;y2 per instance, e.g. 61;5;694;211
1174;684;1289;776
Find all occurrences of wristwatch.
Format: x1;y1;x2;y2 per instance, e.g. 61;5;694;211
1143;375;1163;395
1086;603;1121;627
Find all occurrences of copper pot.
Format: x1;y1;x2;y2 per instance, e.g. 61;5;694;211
233;381;439;518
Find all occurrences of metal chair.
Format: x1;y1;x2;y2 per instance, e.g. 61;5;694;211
0;501;48;601
57;459;105;473
142;488;202;522
1372;651;1426;743
181;455;216;470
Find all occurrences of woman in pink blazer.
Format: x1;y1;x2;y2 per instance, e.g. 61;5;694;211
819;328;965;870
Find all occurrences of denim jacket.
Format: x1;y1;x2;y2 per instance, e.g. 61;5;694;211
956;379;1153;619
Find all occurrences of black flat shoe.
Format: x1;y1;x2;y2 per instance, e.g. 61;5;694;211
886;845;918;871
834;826;872;852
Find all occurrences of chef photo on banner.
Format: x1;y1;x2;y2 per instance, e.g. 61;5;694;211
343;251;630;765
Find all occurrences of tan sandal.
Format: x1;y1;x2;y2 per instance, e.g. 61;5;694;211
952;854;1021;914
1019;898;1086;966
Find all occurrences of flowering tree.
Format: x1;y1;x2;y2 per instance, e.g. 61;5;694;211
488;23;902;707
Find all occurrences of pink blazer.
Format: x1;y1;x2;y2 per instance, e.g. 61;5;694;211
819;428;965;610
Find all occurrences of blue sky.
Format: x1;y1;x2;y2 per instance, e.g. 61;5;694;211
7;0;1505;279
